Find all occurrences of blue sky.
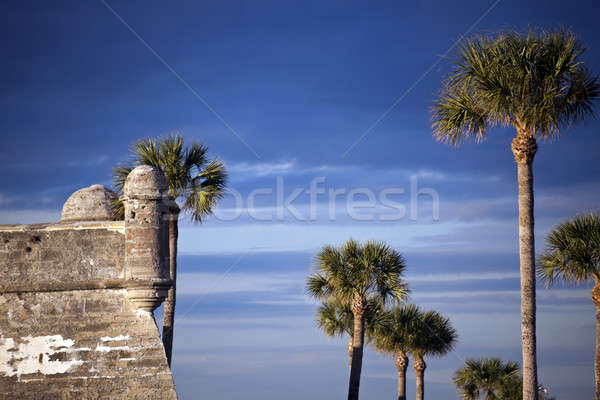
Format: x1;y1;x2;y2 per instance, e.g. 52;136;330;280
2;0;600;398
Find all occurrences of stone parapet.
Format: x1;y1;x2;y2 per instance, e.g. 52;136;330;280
0;166;177;399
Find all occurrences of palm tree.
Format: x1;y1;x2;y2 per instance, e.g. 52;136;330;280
317;297;386;368
411;309;457;400
113;135;227;366
431;29;599;400
306;239;409;400
538;213;600;399
372;304;422;400
454;358;520;400
499;374;523;400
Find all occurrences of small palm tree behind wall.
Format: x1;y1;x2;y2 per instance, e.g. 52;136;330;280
113;135;227;366
306;239;409;400
431;29;599;400
538;213;600;399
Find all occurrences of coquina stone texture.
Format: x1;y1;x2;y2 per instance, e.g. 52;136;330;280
61;184;117;222
0;166;177;399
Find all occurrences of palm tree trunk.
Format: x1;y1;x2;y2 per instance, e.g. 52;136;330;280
592;282;600;400
348;297;366;400
347;337;353;370
413;355;426;400
512;132;538;400
395;351;409;400
162;207;179;367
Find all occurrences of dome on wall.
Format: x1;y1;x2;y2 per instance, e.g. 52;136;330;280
61;184;117;222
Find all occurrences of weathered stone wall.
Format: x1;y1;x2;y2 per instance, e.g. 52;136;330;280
0;167;177;399
0;222;125;290
0;289;175;399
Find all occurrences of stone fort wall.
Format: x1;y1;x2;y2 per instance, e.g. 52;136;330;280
0;166;177;399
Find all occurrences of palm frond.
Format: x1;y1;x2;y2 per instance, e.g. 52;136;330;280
111;134;227;224
184;142;209;172
537;212;600;285
432;85;489;145
112;165;133;193
111;164;133;221
454;357;520;400
186;158;228;222
306;273;334;300
371;304;422;355
132;138;162;168
411;309;457;358
316;298;354;338
556;67;600;127
432;29;599;143
316;295;388;345
111;197;125;220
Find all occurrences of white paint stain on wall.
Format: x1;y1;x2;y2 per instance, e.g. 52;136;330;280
94;343;131;353
95;334;131;352
100;335;130;342
0;334;153;380
136;309;152;318
0;335;84;378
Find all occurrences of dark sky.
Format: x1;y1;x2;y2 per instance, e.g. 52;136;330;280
1;1;599;398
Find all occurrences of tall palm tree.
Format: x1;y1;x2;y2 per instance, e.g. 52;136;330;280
317;297;386;368
453;358;520;400
431;30;599;400
113;135;227;366
306;239;409;400
411;310;457;400
538;213;600;399
372;304;422;400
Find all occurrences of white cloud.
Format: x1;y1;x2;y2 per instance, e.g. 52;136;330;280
226;160;348;181
178;220;511;255
228;161;297;177
226;159;502;183
176;272;304;295
408;168;502;183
